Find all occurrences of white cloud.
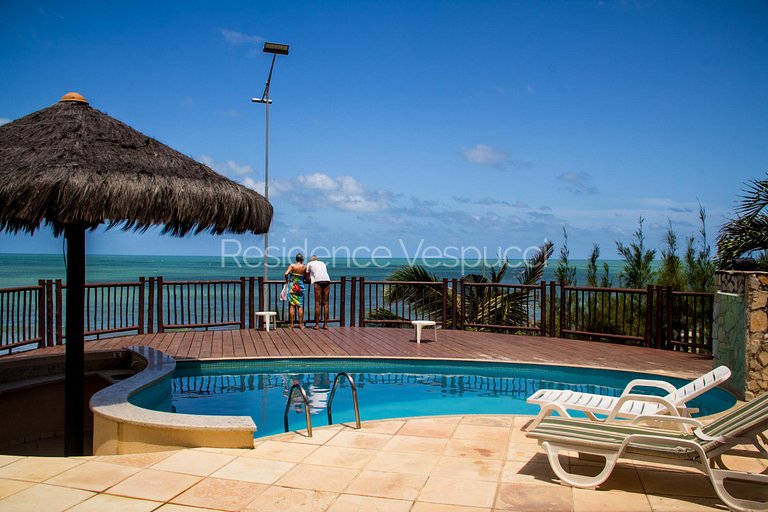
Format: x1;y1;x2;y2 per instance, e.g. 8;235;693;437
242;177;292;197
197;155;253;176
297;172;339;191
0;118;10;126
221;29;262;45
294;173;389;213
462;144;508;166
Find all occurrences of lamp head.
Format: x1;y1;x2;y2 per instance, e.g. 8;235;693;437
263;42;289;55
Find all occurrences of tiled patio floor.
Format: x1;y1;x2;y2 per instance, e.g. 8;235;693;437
0;415;765;512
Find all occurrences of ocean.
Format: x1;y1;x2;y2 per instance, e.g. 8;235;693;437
0;253;629;289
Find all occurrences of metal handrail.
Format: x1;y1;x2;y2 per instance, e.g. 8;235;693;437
327;372;362;430
283;383;313;437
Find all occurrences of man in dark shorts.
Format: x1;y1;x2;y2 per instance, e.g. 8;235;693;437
305;255;331;330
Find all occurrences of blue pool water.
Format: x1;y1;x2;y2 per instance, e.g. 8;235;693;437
130;359;736;438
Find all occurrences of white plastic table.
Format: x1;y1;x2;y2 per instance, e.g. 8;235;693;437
255;311;277;332
411;320;437;343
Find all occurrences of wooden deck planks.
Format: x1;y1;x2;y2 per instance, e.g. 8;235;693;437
1;327;713;379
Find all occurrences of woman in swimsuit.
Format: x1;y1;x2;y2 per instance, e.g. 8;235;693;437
284;253;307;329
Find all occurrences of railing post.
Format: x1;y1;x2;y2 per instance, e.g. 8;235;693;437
45;280;54;347
239;277;246;329
559;283;566;338
340;276;347;326
666;286;674;350
644;284;654;348
540;281;547;336
257;276;265;329
459;278;466;330
655;285;664;349
37;280;46;349
157;276;165;333
248;277;255;328
451;278;458;329
138;277;146;334
442;278;448;328
147;277;155;334
349;277;357;327
55;279;63;344
549;281;557;337
359;277;366;327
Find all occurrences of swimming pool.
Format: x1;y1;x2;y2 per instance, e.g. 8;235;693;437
130;358;736;438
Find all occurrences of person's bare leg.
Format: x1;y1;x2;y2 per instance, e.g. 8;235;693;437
298;306;304;329
322;286;331;328
313;286;322;329
288;305;295;328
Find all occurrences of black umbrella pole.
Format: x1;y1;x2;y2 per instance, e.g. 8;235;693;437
64;225;85;456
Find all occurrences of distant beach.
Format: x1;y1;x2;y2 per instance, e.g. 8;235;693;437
0;253;631;289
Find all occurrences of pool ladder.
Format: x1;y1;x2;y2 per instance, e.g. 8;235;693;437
283;371;362;438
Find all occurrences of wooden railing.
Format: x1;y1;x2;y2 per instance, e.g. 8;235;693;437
0;277;715;356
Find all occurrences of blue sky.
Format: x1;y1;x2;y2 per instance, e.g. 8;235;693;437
1;0;767;260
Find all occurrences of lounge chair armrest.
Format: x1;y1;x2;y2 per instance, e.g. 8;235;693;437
631;414;704;432
621;379;677;397
606;394;680;422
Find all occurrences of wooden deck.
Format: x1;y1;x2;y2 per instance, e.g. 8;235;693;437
4;327;714;379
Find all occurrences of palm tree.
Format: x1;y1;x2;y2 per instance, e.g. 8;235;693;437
717;175;768;269
369;242;554;331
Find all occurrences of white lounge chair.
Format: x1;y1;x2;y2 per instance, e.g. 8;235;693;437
527;365;731;429
526;391;768;512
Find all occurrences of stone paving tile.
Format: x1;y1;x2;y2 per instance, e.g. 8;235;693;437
494;481;572;511
572;488;652;512
246;439;319;462
0;455;23;468
326;494;413;512
443;437;507;460
0;456;85;482
65;493;161;512
279;426;342;446
419;476;498;508
451;424;511;442
154;504;219;512
501;460;560;486
0;482;94;512
505;441;545;462
92;450;178;468
359;419;405;434
301;445;376;469
345;469;427;500
210;457;295;485
243;486;338;512
412;502;491;512
171;477;268;511
365;450;441;475
430;456;503;482
151;450;236;477
381;434;448;455
636;467;718;499
45;460;141;492
106;468;202;502
275;463;359;493
645;494;725;511
398;418;459;439
0;478;34;499
459;415;516;428
325;430;393;450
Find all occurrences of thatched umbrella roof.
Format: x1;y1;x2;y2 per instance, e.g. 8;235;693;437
0;93;273;455
0;92;272;236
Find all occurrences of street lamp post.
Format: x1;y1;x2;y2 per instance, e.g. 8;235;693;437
252;42;289;313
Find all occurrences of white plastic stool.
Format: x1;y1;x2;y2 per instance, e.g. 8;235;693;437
255;311;277;332
411;320;437;343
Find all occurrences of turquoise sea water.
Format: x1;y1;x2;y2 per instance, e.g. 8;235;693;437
0;253;629;289
130;358;736;438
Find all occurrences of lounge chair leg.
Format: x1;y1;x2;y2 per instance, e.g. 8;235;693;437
526;404;572;431
708;469;768;512
541;441;619;489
